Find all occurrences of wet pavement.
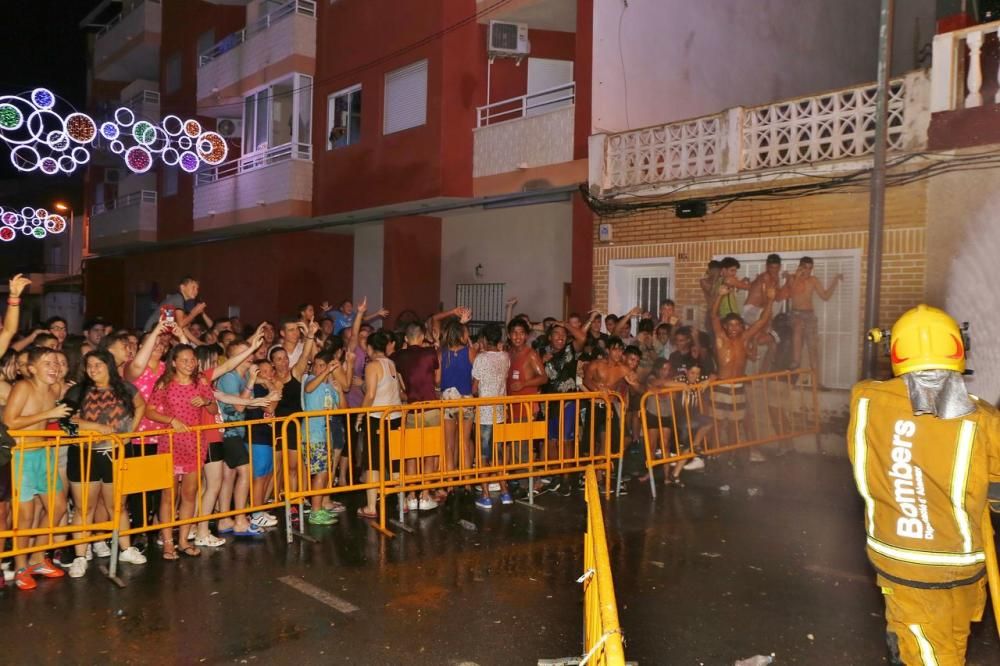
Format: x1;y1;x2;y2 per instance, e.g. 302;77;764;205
4;447;999;665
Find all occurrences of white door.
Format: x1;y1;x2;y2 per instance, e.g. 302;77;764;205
526;58;574;116
608;259;674;325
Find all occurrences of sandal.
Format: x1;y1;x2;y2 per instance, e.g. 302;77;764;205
179;545;201;558
162;541;179;561
356;507;378;519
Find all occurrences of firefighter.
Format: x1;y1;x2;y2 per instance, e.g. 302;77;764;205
848;304;1000;665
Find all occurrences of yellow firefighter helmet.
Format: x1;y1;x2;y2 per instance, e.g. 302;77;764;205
888;305;966;376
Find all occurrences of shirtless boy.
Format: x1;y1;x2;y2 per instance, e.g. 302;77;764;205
583;338;638;487
2;347;73;590
784;256;842;386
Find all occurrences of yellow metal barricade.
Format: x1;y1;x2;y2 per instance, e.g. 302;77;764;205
581;466;626;665
640;369;819;496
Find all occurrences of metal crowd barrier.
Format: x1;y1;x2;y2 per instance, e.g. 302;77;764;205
580;466;626;665
639;369;820;497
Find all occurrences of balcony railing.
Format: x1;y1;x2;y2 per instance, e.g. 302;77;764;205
96;0;160;37
594;71;929;193
91;190;157;217
195;142;312;185
477;82;576;127
931;18;1000;111
199;0;316;67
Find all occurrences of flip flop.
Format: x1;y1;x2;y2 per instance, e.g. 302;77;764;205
217;526;234;535
179;545;201;558
356;507;378;519
231;525;265;538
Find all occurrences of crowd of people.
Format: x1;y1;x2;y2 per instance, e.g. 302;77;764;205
0;255;838;591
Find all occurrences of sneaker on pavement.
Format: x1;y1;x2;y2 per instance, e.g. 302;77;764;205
92;540;112;558
85;544;93;561
68;557;88;579
750;450;767;463
475;496;493;510
119;547;147;565
14;568;36;591
250;512;278;528
194;534;226;548
500;492;513;505
2;567;13;583
308;508;337;526
30;558;66;578
418;497;438;511
406;497;419;512
683;456;705;471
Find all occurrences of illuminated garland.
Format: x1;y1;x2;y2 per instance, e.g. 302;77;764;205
0;88;229;176
0;206;67;242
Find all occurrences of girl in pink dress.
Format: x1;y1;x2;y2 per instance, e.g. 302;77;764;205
146;344;217;559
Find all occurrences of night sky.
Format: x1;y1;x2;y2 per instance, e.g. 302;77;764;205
0;0;103;274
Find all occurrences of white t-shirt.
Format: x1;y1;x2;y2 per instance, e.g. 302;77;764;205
472;350;510;425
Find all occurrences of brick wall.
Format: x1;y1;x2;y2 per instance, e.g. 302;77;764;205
592;180;928;330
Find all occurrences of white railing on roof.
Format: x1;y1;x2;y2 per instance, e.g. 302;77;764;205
195;142;312;185
91;190;157;216
740;79;907;171
97;0;160;37
199;0;316;67
476;82;575;127
594;72;928;193
931;18;1000;111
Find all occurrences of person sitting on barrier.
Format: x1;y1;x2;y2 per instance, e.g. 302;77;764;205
710;285;775;462
63;350;147;578
2;346;73;590
145;344;220;559
356;326;403;520
302;348;349;526
439;319;477;481
471;323;511;509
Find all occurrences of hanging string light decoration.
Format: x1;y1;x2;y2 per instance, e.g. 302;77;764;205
0;87;230;175
0;206;67;242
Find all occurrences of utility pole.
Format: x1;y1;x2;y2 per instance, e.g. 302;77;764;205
862;0;894;378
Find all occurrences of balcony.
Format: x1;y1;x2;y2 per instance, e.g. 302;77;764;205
590;71;930;195
93;0;161;82
197;0;316;113
473;82;576;178
89;191;158;252
193;143;313;232
121;86;160;123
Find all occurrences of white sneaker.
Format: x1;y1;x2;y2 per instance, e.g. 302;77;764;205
406;498;419;512
2;568;13;582
749;450;767;463
194;534;226;548
683;456;705;471
85;545;93;561
418;497;438;511
119;547;147;565
92;540;112;558
68;557;88;578
251;512;278;528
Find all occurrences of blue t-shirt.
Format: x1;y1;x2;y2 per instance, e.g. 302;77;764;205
302;374;339;443
216;370;247;439
328;310;354;335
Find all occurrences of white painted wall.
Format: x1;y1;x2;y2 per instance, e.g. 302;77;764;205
439;202;572;321
352;221;384;307
592;0;936;133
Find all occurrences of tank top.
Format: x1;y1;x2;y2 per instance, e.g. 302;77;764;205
507;348;540;396
346;345;368;408
276;375;302;417
370;357;402;420
440;346;473;396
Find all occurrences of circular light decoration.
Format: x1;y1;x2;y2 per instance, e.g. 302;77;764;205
34;208;48;219
0;227;14;242
109;140;125;155
161;147;179;166
31;226;46;239
197;131;227;165
31;88;55;110
0;103;23;131
132;121;155;145
10;145;39;172
58;155;75;173
183;119;201;138
20;207;34;219
71;147;89;164
45;214;66;234
46;131;69;151
100;122;119;140
65;112;97;143
114;107;135;127
179;151;200;173
39;157;58;174
125;145;152;173
177;135;193;150
1;211;18;226
162;115;183;137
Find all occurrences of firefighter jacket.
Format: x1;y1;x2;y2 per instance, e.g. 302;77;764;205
847;378;1000;588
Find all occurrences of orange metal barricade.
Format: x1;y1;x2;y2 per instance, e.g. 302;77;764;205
639;369;820;496
581;466;626;665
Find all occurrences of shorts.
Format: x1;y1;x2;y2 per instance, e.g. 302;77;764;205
479;425;495;465
442;388;474;421
58;445;69;472
405;408;442;427
204;441;226;464
222;435;250;469
358;416;401;472
248;443;275;478
712;383;747;421
644;411;674;430
13;448;63;500
66;445;115;484
742;303;763;324
547;401;577;442
0;462;11;502
791;309;819;336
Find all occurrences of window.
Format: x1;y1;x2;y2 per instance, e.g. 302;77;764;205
164;52;182;94
162;167;178;197
240;74;313;157
327;85;362;149
196;29;215;59
383;59;427;135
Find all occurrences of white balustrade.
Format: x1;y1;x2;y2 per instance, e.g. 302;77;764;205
930;19;1000;112
603;115;723;189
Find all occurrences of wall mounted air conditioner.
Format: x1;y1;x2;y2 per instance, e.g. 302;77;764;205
488;21;530;57
217;118;243;139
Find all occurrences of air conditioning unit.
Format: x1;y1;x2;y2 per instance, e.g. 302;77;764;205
488;21;530;57
217;118;242;139
104;168;120;184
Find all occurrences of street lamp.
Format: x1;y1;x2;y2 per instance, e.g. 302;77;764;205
53;202;75;274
